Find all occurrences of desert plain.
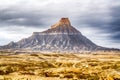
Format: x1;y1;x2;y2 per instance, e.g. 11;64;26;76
0;51;120;80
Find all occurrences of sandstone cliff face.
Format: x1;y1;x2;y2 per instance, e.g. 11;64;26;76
51;18;71;28
1;18;112;51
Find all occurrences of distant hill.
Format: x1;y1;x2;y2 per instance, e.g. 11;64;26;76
0;18;119;52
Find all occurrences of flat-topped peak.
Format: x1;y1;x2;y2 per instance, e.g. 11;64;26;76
60;18;70;22
51;18;71;28
60;18;71;25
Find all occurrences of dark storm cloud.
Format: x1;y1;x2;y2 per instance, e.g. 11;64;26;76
0;8;51;27
107;7;120;32
109;6;120;40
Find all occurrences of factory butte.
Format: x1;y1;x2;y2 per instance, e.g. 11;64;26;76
0;18;118;52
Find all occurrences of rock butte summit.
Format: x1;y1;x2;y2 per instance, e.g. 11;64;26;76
51;18;71;28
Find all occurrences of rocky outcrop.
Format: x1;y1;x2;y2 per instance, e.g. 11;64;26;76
51;18;71;28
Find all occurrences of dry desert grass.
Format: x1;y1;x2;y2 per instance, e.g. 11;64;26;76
0;51;120;80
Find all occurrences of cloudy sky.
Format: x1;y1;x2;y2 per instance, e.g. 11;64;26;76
0;0;120;48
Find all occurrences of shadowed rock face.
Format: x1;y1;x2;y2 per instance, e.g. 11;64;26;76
1;18;115;51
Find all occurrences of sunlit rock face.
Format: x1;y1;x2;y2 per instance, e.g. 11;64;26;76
1;18;110;51
51;18;71;28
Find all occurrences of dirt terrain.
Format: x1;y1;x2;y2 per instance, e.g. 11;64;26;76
0;51;120;80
